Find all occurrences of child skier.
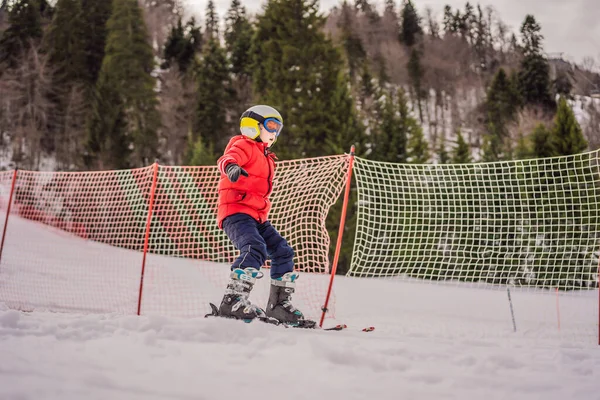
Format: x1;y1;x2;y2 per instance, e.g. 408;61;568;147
215;105;313;327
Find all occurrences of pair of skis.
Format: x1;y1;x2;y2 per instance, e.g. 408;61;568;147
324;324;376;332
205;303;374;332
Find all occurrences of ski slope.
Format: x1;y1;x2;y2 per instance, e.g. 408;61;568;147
0;217;598;400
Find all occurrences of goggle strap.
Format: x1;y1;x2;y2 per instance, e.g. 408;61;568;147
241;110;265;124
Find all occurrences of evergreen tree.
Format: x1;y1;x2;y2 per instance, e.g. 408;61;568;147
250;0;362;160
552;68;573;98
338;1;366;81
223;0;253;127
358;62;374;100
472;4;489;70
553;96;587;156
452;129;471;163
481;122;504;162
524;102;595;289
369;88;409;163
162;17;201;73
486;68;519;128
461;2;474;43
193;37;230;153
399;0;422;47
186;135;216;165
514;131;531;159
518;15;554;110
530;123;555;158
0;0;43;68
224;0;253;77
484;67;520;157
81;0;112;85
442;5;455;34
44;0;89;164
45;0;88;84
86;0;159;169
407;47;424;122
205;0;218;40
437;134;450;164
407;120;428;163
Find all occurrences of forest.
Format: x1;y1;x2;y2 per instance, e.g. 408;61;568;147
1;0;599;172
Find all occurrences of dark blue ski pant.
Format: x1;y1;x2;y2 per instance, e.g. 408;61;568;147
222;213;294;279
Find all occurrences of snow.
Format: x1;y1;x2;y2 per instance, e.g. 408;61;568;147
0;217;599;399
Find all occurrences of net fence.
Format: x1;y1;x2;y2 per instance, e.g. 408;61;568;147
0;155;349;319
348;151;600;343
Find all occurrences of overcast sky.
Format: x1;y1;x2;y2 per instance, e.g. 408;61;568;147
183;0;599;65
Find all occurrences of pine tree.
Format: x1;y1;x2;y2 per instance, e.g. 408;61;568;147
338;1;366;81
485;67;520;156
518;15;554;110
481;122;504;162
86;0;159;169
44;0;89;165
407;120;428;163
553;96;587;156
487;68;520;125
45;0;87;84
530;123;555;158
526;102;593;289
194;37;231;153
461;2;474;43
224;0;253;77
452;129;471;163
513;131;531;159
437;134;450;163
251;0;362;160
162;17;201;73
186;135;216;165
472;4;489;70
407;47;424;122
205;0;218;40
81;0;112;85
399;0;422;47
0;0;43;68
442;5;455;34
370;88;408;163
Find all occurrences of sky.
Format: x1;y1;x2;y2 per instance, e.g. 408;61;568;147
1;215;599;399
183;0;600;65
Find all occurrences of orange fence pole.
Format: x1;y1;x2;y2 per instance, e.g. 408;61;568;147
0;169;17;265
319;146;355;327
137;163;160;316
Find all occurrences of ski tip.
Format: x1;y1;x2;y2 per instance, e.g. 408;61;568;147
324;324;347;331
205;303;220;318
362;326;375;332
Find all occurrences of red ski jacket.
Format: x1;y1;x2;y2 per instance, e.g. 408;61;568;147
216;135;277;228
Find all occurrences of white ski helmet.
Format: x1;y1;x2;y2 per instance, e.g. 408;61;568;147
239;105;284;142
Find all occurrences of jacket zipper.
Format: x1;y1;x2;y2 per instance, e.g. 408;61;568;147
265;147;272;196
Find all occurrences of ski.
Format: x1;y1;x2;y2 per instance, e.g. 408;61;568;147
204;303;376;332
206;304;374;333
324;324;347;331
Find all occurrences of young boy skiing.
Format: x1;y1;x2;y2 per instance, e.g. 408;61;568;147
215;105;313;327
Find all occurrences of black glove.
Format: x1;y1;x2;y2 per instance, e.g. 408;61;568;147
225;163;248;183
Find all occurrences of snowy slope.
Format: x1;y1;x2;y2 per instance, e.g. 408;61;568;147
0;218;598;400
